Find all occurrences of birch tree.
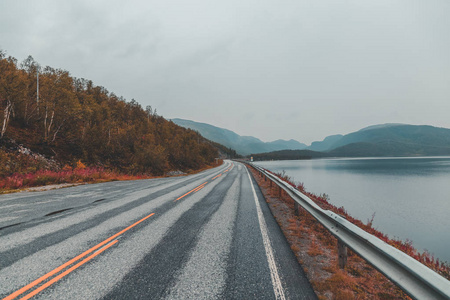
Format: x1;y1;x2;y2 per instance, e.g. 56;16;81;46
39;67;81;143
0;54;26;138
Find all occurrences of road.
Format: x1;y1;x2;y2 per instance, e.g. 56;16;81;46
0;161;317;299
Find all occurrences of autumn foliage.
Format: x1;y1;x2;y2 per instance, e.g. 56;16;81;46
249;166;449;299
0;50;218;181
268;169;449;279
0;167;150;191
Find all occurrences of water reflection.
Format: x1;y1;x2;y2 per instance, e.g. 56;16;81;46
255;157;450;262
276;157;450;176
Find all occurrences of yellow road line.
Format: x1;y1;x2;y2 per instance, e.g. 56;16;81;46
212;174;222;180
175;182;208;201
20;240;119;300
4;213;155;300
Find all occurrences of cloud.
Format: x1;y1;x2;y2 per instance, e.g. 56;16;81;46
1;0;449;144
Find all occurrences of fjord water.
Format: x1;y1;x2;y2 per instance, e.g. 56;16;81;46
255;157;450;262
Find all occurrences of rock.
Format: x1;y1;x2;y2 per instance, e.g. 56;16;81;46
166;170;186;176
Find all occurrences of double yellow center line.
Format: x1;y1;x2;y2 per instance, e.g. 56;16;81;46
4;212;155;300
5;163;235;299
175;163;234;202
175;181;208;201
212;174;222;180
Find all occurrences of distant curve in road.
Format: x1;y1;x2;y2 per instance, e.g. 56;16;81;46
0;161;316;300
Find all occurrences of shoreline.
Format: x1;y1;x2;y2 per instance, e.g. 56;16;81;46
254;157;450;263
247;164;449;298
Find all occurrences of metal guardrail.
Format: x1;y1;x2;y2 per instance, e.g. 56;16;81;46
247;162;450;300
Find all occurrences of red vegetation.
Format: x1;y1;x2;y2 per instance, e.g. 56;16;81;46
265;168;449;279
249;166;449;299
0;167;150;192
0;156;222;193
0;52;218;177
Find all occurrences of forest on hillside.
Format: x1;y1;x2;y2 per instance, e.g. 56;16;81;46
250;149;326;161
0;51;218;177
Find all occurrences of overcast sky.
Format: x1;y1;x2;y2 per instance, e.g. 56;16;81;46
1;0;449;144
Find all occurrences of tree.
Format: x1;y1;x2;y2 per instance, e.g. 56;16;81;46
0;51;218;174
38;67;81;143
0;56;26;138
18;56;40;125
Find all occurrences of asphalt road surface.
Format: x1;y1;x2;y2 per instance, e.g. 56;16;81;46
0;161;317;299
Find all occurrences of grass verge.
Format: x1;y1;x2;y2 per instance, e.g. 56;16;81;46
248;165;449;299
0;160;223;194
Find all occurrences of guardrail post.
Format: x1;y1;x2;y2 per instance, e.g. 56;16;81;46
264;175;267;181
338;240;348;269
278;186;282;198
245;162;450;298
294;202;299;216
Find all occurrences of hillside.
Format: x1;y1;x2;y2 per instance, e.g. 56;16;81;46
328;124;450;156
0;52;218;176
171;118;450;159
251;149;326;161
253;124;450;160
308;134;343;151
171;118;307;155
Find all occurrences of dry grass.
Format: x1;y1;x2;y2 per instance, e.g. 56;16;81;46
263;167;449;280
249;166;415;299
0;160;222;194
0;167;152;193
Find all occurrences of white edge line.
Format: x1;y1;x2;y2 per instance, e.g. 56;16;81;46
245;167;286;300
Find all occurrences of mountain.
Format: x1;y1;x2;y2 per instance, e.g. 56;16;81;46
307;124;406;152
171;119;307;155
267;139;308;151
251;149;327;161
327;124;450;157
268;124;450;159
357;123;405;132
171;118;450;158
308;134;343;151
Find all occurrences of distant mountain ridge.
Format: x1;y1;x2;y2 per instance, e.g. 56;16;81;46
257;124;450;159
326;124;450;157
307;124;407;151
308;134;343;151
171;119;307;155
172;119;450;158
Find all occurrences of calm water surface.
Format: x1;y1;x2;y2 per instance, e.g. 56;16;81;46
255;157;450;262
